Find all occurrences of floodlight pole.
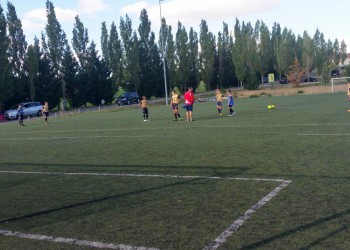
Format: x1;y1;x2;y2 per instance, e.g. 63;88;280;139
159;0;168;105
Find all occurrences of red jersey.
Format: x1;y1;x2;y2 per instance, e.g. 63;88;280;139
184;90;194;105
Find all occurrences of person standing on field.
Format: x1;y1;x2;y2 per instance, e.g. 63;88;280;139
171;91;182;121
227;89;235;116
42;101;49;124
18;104;24;126
140;96;149;122
216;89;223;116
184;86;195;121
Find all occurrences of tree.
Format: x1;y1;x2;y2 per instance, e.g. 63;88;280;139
175;21;190;92
199;20;216;90
120;15;140;93
108;22;123;90
301;31;315;81
85;41;113;105
26;44;39;101
138;9;162;98
161;18;176;91
62;43;80;107
72;15;89;66
256;21;272;84
44;0;67;108
332;38;340;66
0;4;13;106
287;57;305;87
188;27;199;90
218;22;236;88
6;1;27;101
340;39;347;66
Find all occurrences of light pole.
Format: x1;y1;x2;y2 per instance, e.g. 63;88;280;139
159;0;168;105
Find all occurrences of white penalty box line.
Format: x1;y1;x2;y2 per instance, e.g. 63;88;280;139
0;170;292;250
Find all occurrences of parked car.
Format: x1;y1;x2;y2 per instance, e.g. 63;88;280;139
116;92;140;106
302;76;318;82
331;69;340;77
279;77;288;84
4;102;43;120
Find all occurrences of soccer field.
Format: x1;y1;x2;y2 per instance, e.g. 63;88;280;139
0;92;349;249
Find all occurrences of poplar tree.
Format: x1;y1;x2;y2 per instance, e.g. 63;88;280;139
26;44;39;100
6;1;27;101
188;27;199;89
175;21;190;92
108;22;123;90
120;15;140;93
44;0;67;108
199;20;216;90
0;4;13;105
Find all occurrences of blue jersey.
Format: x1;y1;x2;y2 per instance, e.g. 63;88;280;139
18;108;24;115
227;95;234;106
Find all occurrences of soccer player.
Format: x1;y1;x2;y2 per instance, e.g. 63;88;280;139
42;101;49;124
140;96;149;121
216;89;223;115
18;104;24;126
171;91;182;121
184;86;195;121
227;90;235;116
348;81;350;101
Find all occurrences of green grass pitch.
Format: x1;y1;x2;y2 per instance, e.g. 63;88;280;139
0;92;349;249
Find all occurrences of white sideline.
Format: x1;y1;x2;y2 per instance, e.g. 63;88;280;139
298;133;350;136
0;135;173;141
0;229;159;250
0;171;292;249
203;180;291;250
0;170;288;182
3;122;350;135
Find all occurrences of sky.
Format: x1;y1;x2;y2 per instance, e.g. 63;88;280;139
3;0;350;50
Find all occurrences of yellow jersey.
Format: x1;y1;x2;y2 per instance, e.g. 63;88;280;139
140;99;148;109
216;91;223;102
171;93;180;104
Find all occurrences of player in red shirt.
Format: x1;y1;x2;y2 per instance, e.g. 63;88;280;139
184;86;195;121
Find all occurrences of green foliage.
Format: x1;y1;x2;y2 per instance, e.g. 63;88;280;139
196;81;206;93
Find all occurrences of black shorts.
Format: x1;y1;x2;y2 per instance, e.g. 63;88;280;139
142;108;148;115
18;114;24;121
44;112;49;117
172;104;179;110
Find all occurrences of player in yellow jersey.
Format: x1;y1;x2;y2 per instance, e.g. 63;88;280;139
216;89;223;115
140;96;149;121
171;91;182;121
42;101;49;124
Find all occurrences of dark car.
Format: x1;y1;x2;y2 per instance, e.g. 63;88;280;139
116;92;140;106
331;69;340;77
302;76;318;82
279;77;288;84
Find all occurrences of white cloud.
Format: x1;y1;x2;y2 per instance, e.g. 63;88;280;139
120;1;151;15
78;0;110;15
121;0;281;31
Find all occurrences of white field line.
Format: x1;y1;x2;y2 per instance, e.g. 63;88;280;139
0;170;288;183
0;171;292;249
298;133;350;136
203;180;292;250
0;135;173;141
3;122;350;135
0;229;159;250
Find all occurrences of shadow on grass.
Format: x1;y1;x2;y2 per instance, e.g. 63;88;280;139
0;176;206;225
300;225;348;250
0;162;251;177
240;209;350;249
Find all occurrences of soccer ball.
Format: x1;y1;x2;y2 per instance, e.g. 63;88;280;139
268;105;272;109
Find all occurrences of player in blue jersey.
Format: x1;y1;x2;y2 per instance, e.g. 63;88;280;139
227;90;235;116
18;104;25;126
